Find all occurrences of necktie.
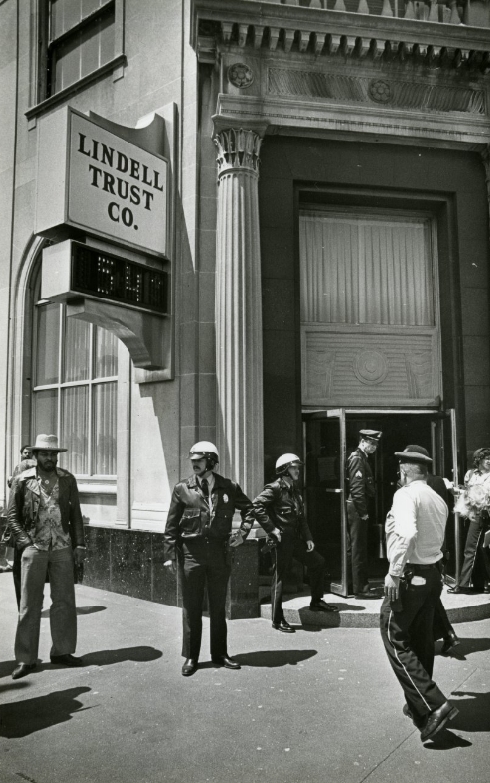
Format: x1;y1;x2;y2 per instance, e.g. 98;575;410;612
201;478;209;498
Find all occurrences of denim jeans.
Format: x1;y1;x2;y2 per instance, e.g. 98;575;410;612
15;545;77;664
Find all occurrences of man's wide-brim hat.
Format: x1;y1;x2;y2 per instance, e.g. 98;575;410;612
359;429;382;442
395;444;432;464
29;434;67;453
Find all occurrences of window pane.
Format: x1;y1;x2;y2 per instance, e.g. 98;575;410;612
33;389;58;438
64;317;91;382
93;382;117;474
95;327;118;378
80;20;100;77
82;0;101;18
63;0;82;32
50;0;63;40
99;11;115;65
61;386;89;474
53;33;81;92
36;304;60;385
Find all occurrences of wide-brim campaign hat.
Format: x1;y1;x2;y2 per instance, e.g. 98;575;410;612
359;429;382;442
395;444;432;464
29;434;67;453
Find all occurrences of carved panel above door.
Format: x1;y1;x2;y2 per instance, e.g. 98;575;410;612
302;327;440;407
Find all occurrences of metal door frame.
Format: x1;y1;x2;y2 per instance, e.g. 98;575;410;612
303;407;460;596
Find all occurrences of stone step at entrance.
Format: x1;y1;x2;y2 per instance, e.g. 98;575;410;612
260;587;490;629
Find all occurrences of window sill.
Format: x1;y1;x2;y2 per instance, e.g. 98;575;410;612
78;483;117;496
25;54;126;125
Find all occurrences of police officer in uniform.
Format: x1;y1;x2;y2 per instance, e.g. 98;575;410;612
253;453;339;633
346;429;382;597
380;445;458;742
163;442;255;676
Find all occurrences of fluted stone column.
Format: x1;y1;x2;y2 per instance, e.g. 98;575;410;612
214;124;267;498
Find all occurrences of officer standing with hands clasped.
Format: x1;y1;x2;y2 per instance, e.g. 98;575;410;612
163;442;256;676
346;429;382;597
253;453;338;633
380;445;459;742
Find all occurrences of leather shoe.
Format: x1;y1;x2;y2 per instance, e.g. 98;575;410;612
447;585;476;594
50;654;84;667
309;600;339;613
420;701;459;742
182;658;198;676
212;655;241;670
440;632;460;655
272;619;295;633
12;663;35;680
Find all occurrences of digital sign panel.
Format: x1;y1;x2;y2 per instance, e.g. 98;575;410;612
71;243;169;315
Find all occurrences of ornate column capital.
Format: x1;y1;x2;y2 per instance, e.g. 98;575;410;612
212;116;269;178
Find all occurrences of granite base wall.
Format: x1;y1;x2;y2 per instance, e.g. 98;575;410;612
83;526;260;620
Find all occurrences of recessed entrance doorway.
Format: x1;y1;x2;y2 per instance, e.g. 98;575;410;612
304;409;461;597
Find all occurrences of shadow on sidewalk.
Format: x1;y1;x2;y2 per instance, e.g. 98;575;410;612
0;686;92;738
0;660;17;679
80;645;163;667
437;636;490;661
40;605;107;618
232;649;316;667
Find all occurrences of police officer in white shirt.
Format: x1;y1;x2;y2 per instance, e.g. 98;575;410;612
380;445;459;742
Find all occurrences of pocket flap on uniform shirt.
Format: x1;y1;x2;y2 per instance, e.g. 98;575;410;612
182;509;200;519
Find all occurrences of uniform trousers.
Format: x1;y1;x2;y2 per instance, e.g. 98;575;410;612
458;515;490;589
271;528;325;625
180;538;230;660
15;545;77;665
380;564;447;726
346;500;369;594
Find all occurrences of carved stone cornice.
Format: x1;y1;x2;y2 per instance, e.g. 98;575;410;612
191;0;490;71
213;122;268;177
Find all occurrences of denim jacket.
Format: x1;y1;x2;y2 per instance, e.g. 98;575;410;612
7;467;85;550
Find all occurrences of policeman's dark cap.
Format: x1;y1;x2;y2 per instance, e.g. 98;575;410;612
359;429;382;443
395;445;432;465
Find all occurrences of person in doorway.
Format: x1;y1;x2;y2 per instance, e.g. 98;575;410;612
8;434;86;680
346;429;382;598
163;442;255;676
448;447;490;595
400;446;460;655
380;445;459;742
253;453;338;633
3;446;38;605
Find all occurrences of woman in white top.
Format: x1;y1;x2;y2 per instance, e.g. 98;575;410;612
449;448;490;594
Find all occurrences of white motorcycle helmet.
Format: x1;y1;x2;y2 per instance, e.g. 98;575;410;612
275;453;303;476
189;441;219;470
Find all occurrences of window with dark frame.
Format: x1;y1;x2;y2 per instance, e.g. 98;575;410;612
44;0;116;98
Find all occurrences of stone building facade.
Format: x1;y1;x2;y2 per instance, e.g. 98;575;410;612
1;0;490;609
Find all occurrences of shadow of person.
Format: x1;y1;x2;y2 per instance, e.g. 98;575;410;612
0;686;92;738
424;730;473;750
79;646;163;667
449;691;490;733
41;605;107;619
438;636;490;661
233;649;317;667
0;681;30;697
0;660;18;679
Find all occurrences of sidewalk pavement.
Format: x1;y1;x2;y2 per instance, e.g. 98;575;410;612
0;573;489;783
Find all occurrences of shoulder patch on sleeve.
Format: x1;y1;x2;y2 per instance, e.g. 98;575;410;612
355;470;362;478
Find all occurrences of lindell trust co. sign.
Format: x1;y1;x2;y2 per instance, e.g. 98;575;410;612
35;107;168;258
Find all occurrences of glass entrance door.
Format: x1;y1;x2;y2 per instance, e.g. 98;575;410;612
432;409;461;585
304;408;462;597
304;409;348;596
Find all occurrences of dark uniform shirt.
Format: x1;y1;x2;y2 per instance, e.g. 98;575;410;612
253;477;313;541
347;447;375;518
163;472;255;561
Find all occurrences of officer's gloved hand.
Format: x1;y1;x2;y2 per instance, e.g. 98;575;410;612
229;530;244;548
270;527;282;543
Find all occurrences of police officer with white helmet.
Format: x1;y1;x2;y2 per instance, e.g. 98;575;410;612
163;442;255;676
253;453;339;633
